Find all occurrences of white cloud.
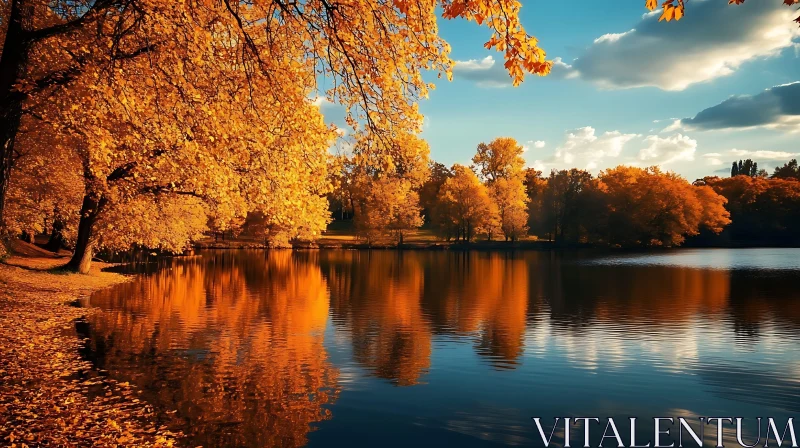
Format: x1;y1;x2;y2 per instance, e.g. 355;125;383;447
533;128;705;172
528;140;546;149
534;126;638;171
451;55;513;88
729;149;799;160
522;141;546;154
638;134;697;165
570;0;800;91
311;96;330;107
453;55;577;87
702;153;724;166
671;82;800;132
549;57;579;80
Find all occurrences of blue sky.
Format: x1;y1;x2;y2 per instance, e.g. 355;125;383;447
318;0;800;180
413;0;800;180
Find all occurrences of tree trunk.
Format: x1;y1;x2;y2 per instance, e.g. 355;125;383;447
0;0;29;227
46;216;66;252
66;193;105;274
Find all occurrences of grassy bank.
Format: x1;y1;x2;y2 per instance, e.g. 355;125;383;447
0;241;178;447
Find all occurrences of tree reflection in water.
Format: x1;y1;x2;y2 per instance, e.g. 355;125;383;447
85;249;800;447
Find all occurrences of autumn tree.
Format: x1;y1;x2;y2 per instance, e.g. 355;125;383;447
418;161;453;226
472;137;527;183
32;17;338;272
3;119;83;246
346;132;429;245
435;164;498;242
702;175;800;246
0;0;554;252
472;137;529;240
489;177;528;241
599;166;730;246
353;176;424;245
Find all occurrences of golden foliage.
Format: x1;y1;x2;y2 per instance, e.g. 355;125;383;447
435;164;499;241
471;137;530;240
0;256;178;447
2;0;551;267
599;166;730;246
647;0;800;23
4;118;83;238
353;176;425;245
472;137;527;183
490;177;529;241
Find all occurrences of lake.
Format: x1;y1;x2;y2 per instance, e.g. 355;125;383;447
84;249;800;447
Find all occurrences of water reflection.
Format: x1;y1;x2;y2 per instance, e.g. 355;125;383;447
88;252;338;447
85;249;800;447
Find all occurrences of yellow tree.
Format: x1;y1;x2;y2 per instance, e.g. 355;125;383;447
347;131;429;245
490;177;529;241
0;0;553;242
435;164;498;241
36;17;337;272
471;137;526;183
353;176;424;245
472;137;529;240
4;116;83;245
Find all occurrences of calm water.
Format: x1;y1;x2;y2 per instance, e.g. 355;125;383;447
85;249;800;447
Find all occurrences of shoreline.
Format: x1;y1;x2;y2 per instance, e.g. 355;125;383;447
192;240;800;252
0;245;178;447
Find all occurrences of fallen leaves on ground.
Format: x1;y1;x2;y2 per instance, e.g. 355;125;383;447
0;254;182;447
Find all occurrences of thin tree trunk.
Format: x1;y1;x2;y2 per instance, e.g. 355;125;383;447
0;0;29;228
66;193;105;274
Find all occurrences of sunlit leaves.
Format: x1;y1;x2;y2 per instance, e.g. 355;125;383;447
648;0;800;24
441;0;552;86
5;0;552;260
435;164;498;241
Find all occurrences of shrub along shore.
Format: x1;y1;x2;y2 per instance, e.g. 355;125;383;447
0;241;178;447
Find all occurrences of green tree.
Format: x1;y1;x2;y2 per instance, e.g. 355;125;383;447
773;159;800;180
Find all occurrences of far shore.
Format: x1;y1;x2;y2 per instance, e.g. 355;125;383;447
192;230;800;252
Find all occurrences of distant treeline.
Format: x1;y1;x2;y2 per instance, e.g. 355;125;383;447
690;159;800;247
331;140;800;248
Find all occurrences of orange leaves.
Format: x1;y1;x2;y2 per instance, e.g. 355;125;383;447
655;0;685;22
651;0;800;25
598;166;729;246
441;0;552;86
